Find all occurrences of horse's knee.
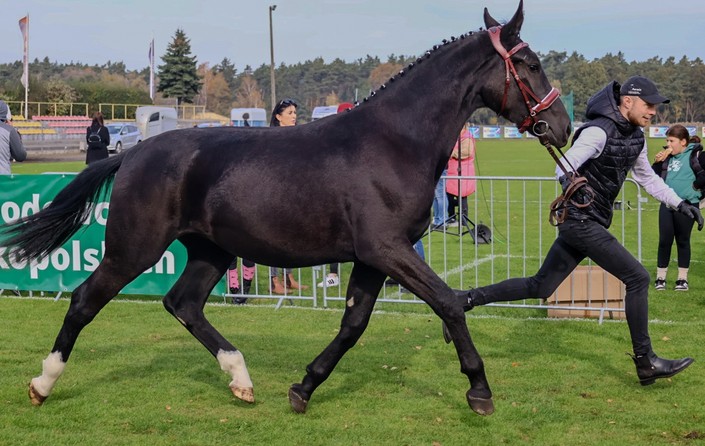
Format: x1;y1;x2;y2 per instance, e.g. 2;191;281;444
64;299;100;329
337;323;368;350
162;298;176;317
164;302;198;328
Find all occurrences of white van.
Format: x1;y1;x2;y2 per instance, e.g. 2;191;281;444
311;106;338;121
230;108;267;127
311;103;354;121
136;106;178;139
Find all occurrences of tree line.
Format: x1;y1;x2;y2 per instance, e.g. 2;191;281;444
0;28;703;124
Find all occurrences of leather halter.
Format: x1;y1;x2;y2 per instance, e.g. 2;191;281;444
488;26;560;134
488;26;593;225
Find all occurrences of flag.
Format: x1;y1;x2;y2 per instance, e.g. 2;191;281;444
148;38;155;101
19;15;29;89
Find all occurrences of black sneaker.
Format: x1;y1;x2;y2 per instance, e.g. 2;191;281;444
654;279;666;291
674;279;689;291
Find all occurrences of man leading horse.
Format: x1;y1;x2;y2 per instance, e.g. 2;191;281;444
445;75;702;386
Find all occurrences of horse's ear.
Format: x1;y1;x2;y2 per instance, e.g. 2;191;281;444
503;0;525;37
483;7;501;28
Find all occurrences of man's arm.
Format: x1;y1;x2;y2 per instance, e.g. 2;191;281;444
554;126;605;179
630;143;681;208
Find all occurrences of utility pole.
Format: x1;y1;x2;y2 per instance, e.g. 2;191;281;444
269;5;277;112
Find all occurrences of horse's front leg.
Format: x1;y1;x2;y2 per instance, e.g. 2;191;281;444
288;262;385;413
383;242;494;416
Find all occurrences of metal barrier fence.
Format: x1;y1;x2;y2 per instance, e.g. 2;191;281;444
223;175;644;320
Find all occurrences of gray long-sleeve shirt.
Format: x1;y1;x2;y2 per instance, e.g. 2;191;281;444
555;126;682;209
0;122;27;174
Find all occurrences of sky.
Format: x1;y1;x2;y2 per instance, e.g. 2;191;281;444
1;0;701;73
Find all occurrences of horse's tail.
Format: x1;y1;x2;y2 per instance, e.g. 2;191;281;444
1;153;126;261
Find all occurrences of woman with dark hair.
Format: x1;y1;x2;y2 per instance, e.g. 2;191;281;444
651;124;703;291
270;98;297;127
85;111;110;164
268;98;308;294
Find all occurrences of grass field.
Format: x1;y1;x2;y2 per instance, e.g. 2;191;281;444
1;299;703;445
3;139;705;445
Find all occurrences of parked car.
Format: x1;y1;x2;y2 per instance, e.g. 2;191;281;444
106;123;142;153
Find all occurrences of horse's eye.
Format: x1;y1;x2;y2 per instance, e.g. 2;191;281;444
528;64;540;72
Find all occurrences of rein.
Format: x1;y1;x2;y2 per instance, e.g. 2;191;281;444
488;25;594;225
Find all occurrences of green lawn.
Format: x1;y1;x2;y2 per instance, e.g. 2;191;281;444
1;299;703;446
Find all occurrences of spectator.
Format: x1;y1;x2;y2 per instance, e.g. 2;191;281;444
85;111;110;164
0;100;26;174
227;258;256;304
651;125;704;291
445;125;477;226
318;263;340;288
432;162;449;230
268;98;308;294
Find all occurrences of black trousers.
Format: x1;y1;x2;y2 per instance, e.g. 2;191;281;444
472;219;652;355
657;203;695;269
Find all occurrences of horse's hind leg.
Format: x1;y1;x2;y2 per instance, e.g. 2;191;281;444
29;255;157;406
161;236;254;404
289;262;385;413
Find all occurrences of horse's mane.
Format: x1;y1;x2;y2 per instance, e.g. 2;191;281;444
352;29;484;108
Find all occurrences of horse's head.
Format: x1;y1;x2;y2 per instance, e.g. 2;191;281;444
482;0;571;148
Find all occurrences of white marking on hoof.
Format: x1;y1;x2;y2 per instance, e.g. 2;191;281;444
217;350;254;403
30;351;65;401
28;382;48;406
230;386;255;403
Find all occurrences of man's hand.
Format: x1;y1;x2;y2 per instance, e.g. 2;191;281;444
558;172;575;193
677;201;704;231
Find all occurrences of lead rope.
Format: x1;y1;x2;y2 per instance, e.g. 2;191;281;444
540;138;594;226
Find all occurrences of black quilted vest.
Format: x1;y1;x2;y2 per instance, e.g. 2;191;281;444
567;116;644;228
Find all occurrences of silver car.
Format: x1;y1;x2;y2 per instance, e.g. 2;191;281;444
106;123;142;153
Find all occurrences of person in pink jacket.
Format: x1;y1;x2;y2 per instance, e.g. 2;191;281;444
445;126;476;225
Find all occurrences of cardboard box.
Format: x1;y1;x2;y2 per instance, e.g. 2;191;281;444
547;266;626;320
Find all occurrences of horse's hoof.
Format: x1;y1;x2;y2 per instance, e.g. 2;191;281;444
28;382;47;406
466;390;494;416
288;385;308;414
230;386;255;404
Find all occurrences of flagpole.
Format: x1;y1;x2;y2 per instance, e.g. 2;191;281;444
149;37;155;104
19;14;29;119
24;14;29;119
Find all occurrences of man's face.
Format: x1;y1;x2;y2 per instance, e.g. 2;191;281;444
622;96;657;127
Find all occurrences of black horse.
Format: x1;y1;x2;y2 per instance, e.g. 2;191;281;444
2;1;570;416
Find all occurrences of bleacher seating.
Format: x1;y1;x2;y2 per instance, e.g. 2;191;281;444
18;128;58;136
31;115;91;138
10;116;57;137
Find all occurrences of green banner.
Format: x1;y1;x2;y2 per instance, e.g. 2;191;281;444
0;174;225;296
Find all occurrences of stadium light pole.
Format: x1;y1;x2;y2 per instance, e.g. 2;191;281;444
269;4;277;112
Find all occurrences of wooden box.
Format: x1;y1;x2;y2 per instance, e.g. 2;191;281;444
547;266;626;320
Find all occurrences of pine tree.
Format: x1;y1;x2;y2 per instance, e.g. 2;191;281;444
157;29;201;105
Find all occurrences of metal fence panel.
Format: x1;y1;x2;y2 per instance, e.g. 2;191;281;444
223;175;642;321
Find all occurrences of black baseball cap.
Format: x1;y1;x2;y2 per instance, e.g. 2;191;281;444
619;76;670;104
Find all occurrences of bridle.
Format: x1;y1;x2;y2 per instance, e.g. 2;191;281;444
488;25;593;225
488;26;560;136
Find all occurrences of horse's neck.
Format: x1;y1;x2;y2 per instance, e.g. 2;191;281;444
359;35;493;165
